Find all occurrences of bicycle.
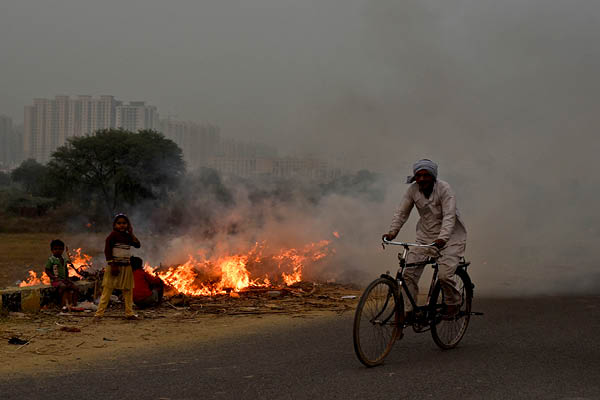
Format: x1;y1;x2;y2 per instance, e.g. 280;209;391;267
353;239;479;367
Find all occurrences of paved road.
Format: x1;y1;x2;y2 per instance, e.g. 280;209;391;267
2;297;600;399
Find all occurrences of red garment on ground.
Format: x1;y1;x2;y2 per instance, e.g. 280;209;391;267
133;269;162;302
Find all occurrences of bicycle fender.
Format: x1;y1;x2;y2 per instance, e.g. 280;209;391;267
379;274;399;288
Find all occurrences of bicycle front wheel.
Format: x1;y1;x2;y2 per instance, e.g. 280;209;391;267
429;268;473;350
353;277;402;367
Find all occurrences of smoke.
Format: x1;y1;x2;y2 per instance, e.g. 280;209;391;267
276;0;600;295
123;0;600;297
113;152;598;297
123;169;384;283
4;1;600;295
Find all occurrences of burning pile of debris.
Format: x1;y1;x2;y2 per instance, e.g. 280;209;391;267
17;248;97;287
145;281;358;319
13;237;357;316
142;240;334;297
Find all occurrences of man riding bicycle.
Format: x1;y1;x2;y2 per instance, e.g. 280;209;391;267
382;159;467;320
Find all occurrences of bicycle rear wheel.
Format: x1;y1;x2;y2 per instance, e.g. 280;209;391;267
353;277;402;367
429;268;473;350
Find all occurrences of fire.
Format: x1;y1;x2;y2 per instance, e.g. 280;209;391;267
146;240;334;296
68;247;93;276
333;231;340;238
16;240;335;296
274;241;330;286
17;247;94;287
18;270;50;287
144;254;265;297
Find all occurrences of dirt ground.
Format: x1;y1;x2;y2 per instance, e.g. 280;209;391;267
0;284;360;377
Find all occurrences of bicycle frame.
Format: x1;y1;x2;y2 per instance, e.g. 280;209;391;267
395;259;438;313
382;240;441;320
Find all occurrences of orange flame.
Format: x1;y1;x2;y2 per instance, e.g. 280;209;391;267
69;247;93;275
18;247;94;287
146;240;334;296
17;240;334;296
146;253;272;296
18;270;51;287
333;231;340;238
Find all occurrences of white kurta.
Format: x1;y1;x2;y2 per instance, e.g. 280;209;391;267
389;180;466;244
388;180;467;308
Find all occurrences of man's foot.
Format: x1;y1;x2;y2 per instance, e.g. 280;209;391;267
125;314;139;320
92;316;102;323
442;304;460;320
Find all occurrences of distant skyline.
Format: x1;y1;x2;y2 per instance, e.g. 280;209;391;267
1;1;599;173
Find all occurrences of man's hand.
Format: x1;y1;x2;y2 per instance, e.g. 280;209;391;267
382;231;398;242
110;264;120;276
433;239;446;249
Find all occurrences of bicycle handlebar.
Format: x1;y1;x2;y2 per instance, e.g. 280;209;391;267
381;239;437;248
381;239;441;255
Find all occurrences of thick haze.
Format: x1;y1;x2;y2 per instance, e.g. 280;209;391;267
3;1;600;294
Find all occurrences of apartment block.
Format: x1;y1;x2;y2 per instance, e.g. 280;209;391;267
24;98;56;162
0;115;12;165
116;101;159;132
79;95;121;135
160;119;220;170
23;95;158;163
0;116;24;168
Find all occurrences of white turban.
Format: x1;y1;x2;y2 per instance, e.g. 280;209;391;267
406;159;438;183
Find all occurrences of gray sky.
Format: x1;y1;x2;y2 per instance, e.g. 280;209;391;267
2;1;600;166
1;0;368;149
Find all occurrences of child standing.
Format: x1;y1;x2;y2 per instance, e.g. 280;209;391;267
94;214;141;320
45;239;78;310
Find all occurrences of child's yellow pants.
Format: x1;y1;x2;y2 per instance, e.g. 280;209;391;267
95;287;134;317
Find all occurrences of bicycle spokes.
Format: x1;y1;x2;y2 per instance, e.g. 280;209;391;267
353;278;401;367
430;270;472;349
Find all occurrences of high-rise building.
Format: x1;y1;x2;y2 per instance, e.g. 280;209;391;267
0;115;12;167
0;116;24;168
23;95;152;163
24;98;56;162
159;119;220;170
116;101;159;132
78;95;93;136
11;124;24;166
78;95;121;135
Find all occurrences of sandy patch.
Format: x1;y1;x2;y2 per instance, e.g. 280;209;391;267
0;286;360;378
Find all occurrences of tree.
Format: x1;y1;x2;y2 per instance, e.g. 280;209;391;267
0;171;10;187
47;129;185;219
11;159;50;196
